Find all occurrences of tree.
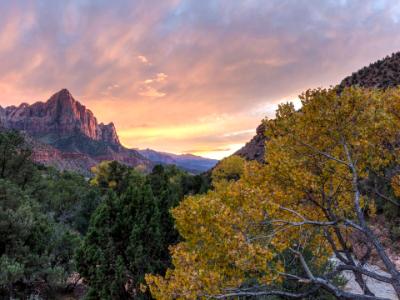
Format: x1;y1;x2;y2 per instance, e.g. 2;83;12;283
90;160;132;195
146;87;400;299
77;174;170;299
0;130;36;187
0;131;90;298
77;164;207;299
211;155;245;184
32;169;102;234
0;179;79;298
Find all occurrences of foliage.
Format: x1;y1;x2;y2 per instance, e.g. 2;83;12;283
0;130;101;297
0;179;80;297
77;163;204;299
90;160;133;194
0;131;36;187
211;155;245;184
146;87;400;299
32;168;102;234
77;185;163;299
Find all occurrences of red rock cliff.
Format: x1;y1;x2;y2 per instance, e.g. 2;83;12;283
2;89;120;145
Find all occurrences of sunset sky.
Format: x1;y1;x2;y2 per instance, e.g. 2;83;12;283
1;1;400;159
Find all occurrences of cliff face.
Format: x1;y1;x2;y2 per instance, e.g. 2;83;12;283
236;51;400;163
2;89;120;145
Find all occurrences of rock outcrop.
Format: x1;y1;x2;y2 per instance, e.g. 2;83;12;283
234;123;266;162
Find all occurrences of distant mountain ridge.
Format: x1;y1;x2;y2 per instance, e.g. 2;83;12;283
0;89;217;174
235;51;400;162
138;149;218;174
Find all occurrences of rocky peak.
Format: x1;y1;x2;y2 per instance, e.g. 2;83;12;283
3;89;121;145
99;122;120;145
47;89;76;112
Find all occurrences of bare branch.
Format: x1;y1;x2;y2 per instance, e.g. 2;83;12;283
270;219;338;227
341;138;400;296
334;265;393;284
296;139;350;166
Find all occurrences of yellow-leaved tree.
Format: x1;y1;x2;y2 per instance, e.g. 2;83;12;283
146;87;400;299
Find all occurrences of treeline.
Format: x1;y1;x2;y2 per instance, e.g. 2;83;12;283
0;131;209;299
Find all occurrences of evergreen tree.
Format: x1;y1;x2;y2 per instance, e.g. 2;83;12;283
0;179;79;298
0;131;99;297
77;178;166;299
78;162;211;299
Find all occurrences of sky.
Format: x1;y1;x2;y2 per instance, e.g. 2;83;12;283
1;1;400;159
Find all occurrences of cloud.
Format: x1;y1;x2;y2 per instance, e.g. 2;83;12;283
1;0;400;157
155;73;167;82
223;129;255;138
138;86;166;98
139;72;168;97
137;55;149;64
107;84;119;90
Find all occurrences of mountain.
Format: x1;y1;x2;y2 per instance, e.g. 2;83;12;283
236;51;400;163
0;89;215;174
138;149;218;174
339;52;400;89
1;89;120;145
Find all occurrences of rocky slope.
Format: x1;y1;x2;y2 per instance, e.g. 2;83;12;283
236;51;400;162
234;123;266;162
340;52;400;89
1;89;215;174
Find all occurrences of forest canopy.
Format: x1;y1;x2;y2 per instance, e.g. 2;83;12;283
0;131;209;299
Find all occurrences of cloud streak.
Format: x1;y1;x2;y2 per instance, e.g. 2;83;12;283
1;0;400;158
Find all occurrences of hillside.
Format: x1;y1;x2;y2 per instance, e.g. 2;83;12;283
236;51;400;162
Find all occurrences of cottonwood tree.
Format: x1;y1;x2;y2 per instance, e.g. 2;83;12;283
146;87;400;300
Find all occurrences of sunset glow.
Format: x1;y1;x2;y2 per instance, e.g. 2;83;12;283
1;1;400;158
